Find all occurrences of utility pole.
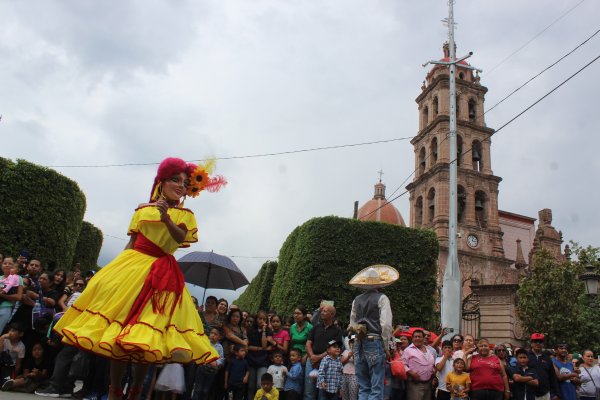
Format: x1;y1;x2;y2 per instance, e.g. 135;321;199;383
423;0;480;338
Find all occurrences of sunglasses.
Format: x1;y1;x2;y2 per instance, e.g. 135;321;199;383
531;340;543;344
496;349;506;352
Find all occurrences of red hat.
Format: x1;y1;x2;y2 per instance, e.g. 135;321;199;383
530;333;545;341
149;157;196;201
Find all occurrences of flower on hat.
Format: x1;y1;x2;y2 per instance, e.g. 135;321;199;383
186;159;227;198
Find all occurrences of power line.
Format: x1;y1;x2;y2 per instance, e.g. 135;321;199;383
360;52;600;219
484;27;600;116
103;233;277;258
47;137;413;168
486;0;587;75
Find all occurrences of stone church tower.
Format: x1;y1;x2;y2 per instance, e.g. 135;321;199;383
406;43;520;292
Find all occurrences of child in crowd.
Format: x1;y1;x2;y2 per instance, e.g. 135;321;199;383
1;341;49;392
340;335;358;400
254;372;279;400
268;315;290;356
155;362;185;399
0;265;20;294
267;350;288;392
435;340;456;400
510;348;539;400
446;358;470;400
0;323;26;383
225;344;250;400
193;327;225;400
317;340;344;400
283;348;304;400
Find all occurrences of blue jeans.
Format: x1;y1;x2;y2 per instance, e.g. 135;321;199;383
304;357;317;400
355;339;385;400
0;306;12;335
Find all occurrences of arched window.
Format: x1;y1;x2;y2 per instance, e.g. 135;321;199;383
419;147;426;175
415;196;423;226
427;188;436;223
430;137;438;165
457;185;466;223
475;190;487;228
456;135;463;167
433;97;439;117
422;106;429;127
468;98;477;122
472;140;483;172
459;72;465;80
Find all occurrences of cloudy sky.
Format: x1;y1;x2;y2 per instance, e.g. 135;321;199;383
2;0;599;302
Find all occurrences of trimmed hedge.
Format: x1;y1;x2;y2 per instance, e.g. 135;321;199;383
269;216;439;327
72;221;104;272
235;260;278;313
0;158;86;270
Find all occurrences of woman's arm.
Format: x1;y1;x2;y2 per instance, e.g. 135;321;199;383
42;294;56;307
223;325;247;346
500;363;510;399
0;284;23;302
156;200;187;243
124;234;137;250
58;293;69;312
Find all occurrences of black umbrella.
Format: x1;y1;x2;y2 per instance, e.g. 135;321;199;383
177;251;249;303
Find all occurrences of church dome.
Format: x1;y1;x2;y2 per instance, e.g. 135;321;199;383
357;181;406;226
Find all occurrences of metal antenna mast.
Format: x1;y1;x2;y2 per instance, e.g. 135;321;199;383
423;0;481;338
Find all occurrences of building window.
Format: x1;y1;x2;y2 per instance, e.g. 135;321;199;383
458;185;466;223
468;98;477;122
430;137;438;164
472;140;483;172
459;72;465;80
422;106;429;128
427;188;436;223
419;147;426;175
433;97;439;117
415;196;423;226
475;190;487;228
455;95;461;119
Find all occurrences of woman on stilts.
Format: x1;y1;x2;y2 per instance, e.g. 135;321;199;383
53;157;226;400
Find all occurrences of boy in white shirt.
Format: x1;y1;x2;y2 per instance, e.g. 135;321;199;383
266;351;288;391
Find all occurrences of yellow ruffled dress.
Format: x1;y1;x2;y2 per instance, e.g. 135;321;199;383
53;205;218;364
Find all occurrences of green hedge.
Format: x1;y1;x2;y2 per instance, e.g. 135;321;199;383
269;216;439;327
0;158;86;270
235;260;278;313
72;221;104;272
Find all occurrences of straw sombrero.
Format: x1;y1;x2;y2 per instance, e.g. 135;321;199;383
349;264;399;289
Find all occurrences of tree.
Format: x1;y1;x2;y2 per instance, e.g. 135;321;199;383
268;216;439;327
72;221;104;271
518;248;584;349
235;260;278;313
0;158;86;269
569;242;600;353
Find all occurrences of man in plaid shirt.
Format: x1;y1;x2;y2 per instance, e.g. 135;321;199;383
317;340;344;399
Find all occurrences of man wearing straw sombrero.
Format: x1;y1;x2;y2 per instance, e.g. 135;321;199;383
348;264;399;400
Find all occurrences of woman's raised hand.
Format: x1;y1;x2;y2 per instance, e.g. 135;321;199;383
155;199;169;220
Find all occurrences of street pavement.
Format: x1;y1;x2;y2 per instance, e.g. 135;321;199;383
2;391;38;400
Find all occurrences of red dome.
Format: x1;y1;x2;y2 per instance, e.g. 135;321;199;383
357;182;406;226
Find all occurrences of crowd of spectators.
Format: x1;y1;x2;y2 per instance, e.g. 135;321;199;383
1;250;599;400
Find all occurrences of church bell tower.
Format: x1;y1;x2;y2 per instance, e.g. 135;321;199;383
406;43;517;288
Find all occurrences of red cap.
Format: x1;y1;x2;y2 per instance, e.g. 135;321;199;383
530;333;545;341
